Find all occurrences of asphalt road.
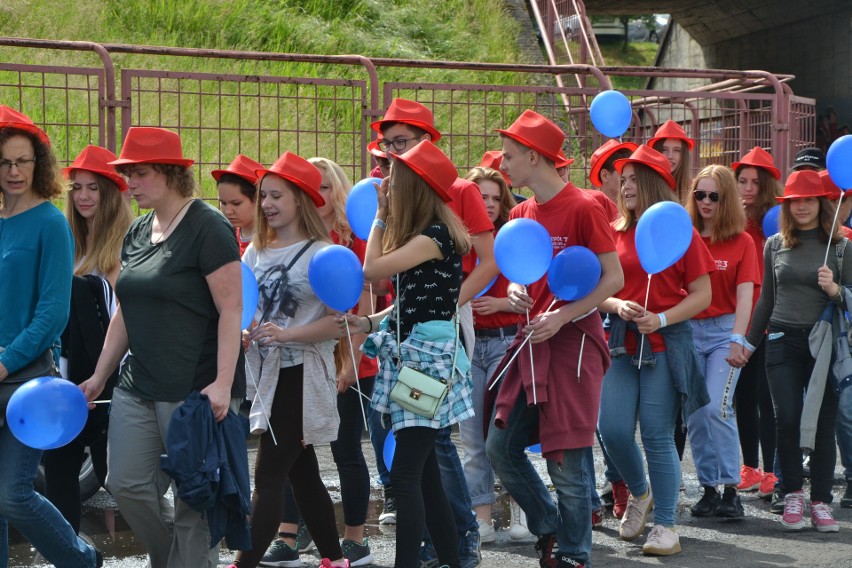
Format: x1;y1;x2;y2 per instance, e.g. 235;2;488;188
10;429;852;567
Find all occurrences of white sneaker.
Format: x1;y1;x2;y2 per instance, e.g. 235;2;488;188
477;518;496;543
508;497;532;540
642;525;681;556
619;489;653;541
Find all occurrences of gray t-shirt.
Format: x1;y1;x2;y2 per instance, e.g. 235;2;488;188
116;200;246;401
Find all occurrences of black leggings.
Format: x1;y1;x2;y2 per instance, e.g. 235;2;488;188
392;426;459;568
279;377;375;528
735;340;776;470
42;404;110;533
234;365;342;567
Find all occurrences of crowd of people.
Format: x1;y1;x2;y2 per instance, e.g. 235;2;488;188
0;100;850;568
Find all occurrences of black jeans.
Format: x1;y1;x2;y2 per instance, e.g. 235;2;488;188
735;340;776;471
392;427;459;568
765;324;839;502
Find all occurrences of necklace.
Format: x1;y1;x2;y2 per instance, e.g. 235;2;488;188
152;199;193;245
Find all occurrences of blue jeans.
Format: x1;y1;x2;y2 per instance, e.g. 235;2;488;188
598;353;681;527
687;315;742;486
460;334;512;507
838;385;852;481
369;406;392;487
486;391;591;565
584;446;601;511
0;425;97;568
435;427;477;534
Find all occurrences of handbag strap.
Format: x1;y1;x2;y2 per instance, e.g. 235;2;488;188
394;273;460;385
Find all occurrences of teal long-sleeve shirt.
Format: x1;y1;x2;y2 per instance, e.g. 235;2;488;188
0;201;73;374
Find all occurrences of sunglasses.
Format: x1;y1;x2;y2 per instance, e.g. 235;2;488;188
693;191;719;203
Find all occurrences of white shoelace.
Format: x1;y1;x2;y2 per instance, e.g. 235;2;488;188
785;494;805;516
811;503;833;521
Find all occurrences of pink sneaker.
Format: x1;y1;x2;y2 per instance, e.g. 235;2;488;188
810;502;840;533
320;560;350;568
781;491;808;530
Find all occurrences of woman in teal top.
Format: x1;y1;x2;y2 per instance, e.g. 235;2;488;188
0;105;100;567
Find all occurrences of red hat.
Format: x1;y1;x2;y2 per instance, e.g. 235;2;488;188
589;140;638;187
370;98;442;142
391;140;456;202
62;145;128;192
110;127;194;167
479;150;512;185
0;105;50;146
648;120;695;150
731;146;781;180
256;152;325;207
820;170;843;200
555;150;574;169
211;154;263;185
776;170;832;202
496;109;565;164
367;138;387;159
614;145;677;190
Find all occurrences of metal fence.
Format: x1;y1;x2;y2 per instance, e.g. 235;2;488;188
0;36;815;201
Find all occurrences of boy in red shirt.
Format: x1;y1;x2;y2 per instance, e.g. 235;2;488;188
486;110;623;568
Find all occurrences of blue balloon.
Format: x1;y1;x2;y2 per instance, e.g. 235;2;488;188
494;219;552;285
6;377;89;450
590;90;632;138
308;245;364;312
346;177;382;241
526;443;542;453
762;204;781;238
383;432;395;471
827;135;852;190
635;201;693;274
241;262;259;330
547;246;601;301
473;256;498;298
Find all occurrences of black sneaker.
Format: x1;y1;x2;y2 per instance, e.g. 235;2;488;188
535;534;558;568
342;538;374;567
841;481;852;509
296;519;314;553
600;481;614;509
259;539;301;567
379;486;397;525
690;486;719;517
770;489;785;514
716;487;745;519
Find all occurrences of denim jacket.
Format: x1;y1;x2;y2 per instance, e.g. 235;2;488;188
608;316;710;419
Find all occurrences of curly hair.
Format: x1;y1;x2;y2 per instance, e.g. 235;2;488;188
0;128;64;206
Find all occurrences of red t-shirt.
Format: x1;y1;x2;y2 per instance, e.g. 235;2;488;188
586;189;619;223
236;227;251;257
471;230;517;330
331;231;378;379
695;232;760;319
448;177;495;275
842;226;852;239
509;183;616;318
614;225;716;352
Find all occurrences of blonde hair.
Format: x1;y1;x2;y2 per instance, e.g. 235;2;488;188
652;138;692;201
735;165;783;224
614;164;678;231
384;160;470;256
253;175;330;251
685;165;745;243
309;157;353;245
464;166;514;228
779;197;842;248
66;173;134;276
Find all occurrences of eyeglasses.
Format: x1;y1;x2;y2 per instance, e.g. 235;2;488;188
0;158;36;173
693;191;719;202
378;137;420;152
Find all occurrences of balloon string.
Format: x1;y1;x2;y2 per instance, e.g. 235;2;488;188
488;299;558;393
344;318;369;431
637;274;652;370
577;333;586;381
369;283;375;314
244;350;278;446
824;192;844;266
526;307;536;405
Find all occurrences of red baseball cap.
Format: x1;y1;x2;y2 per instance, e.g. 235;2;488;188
589;140;638;187
392;140;456;202
614;145;677;190
370;98;442;142
776;170;832;201
211;154;263;185
731;146;781;180
256;152;325;207
496;109;565;164
648;120;695;150
62;145;127;192
0;105;50;146
110;127;194;167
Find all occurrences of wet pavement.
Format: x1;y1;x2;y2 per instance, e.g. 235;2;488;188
9;430;852;567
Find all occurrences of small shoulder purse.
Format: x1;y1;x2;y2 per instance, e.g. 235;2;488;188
388;274;459;419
